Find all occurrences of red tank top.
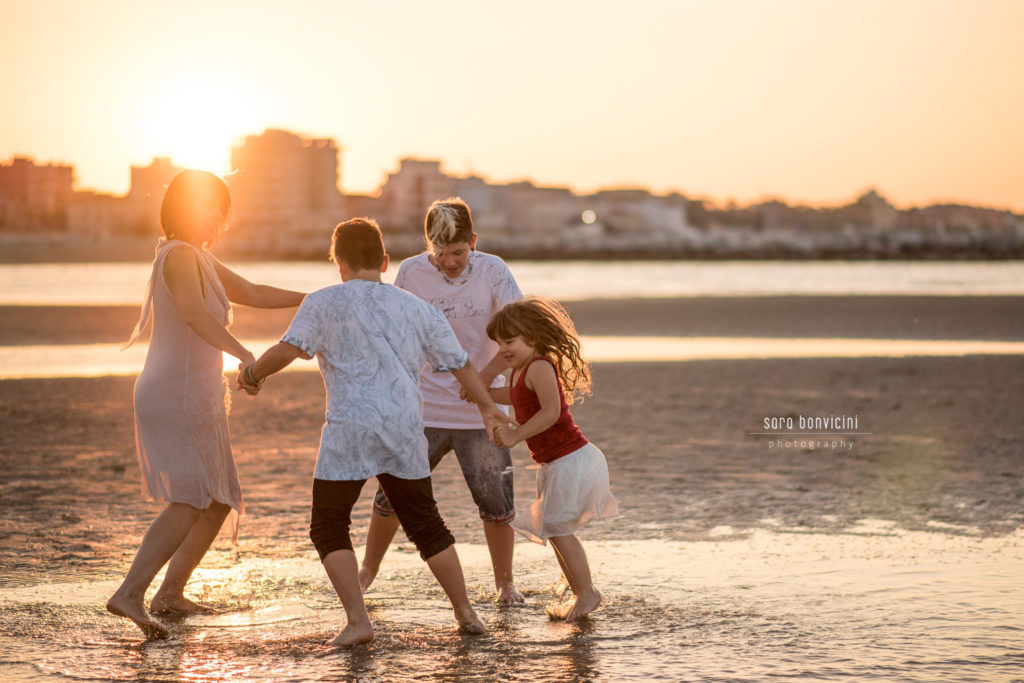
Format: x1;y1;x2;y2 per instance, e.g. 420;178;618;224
510;356;589;464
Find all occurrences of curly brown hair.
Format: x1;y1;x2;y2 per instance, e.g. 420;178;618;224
487;296;592;404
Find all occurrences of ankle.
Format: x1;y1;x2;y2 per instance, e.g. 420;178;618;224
454;604;478;621
110;585;145;602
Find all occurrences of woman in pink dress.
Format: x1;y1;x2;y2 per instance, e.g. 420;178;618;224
106;170;305;638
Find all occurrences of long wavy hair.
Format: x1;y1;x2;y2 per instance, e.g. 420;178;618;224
487;296;592;404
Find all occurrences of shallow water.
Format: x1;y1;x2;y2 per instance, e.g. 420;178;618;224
1;526;1021;682
5;337;1024;379
4;260;1024;305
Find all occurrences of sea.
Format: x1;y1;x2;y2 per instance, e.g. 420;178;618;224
3;259;1024;378
1;260;1023;682
4;259;1024;306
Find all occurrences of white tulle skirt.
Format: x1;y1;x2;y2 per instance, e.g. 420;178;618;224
512;442;619;545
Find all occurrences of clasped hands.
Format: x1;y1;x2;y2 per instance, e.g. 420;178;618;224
484;407;519;448
236;361;263;396
491;423;519;449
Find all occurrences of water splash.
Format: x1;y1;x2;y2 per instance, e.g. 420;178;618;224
1;529;1021;681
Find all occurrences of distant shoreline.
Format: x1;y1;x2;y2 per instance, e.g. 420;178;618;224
4;296;1024;346
2;232;1022;264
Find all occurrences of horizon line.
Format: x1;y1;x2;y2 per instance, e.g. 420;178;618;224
4;150;1022;216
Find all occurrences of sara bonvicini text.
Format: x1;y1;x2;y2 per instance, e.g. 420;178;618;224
763;415;859;431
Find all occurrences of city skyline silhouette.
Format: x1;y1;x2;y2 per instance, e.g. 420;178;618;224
2;1;1022;212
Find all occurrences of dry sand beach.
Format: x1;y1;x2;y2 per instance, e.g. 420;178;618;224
1;296;1023;681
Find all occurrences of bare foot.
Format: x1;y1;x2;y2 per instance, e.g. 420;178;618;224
497;582;525;605
358;565;377;593
564;589;602;622
107;594;169;639
455;606;486;635
150;594;214;616
329;622;374;647
457;619;486;635
545;596;575;621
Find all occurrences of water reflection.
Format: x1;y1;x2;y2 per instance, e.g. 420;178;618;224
3;532;1021;681
5;260;1024;305
4;337;1024;379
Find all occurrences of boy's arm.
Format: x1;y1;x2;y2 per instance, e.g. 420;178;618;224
462;381;511;405
451;361;516;440
479;351;508;388
458;351;507;401
237;341;308;393
488;386;511;405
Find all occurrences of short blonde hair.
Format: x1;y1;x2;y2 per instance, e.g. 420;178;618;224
424;197;473;251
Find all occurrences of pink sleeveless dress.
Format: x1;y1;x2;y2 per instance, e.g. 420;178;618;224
126;239;243;520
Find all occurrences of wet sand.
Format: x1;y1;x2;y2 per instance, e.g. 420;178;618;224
2;356;1023;578
1;297;1023;680
2;296;1023;574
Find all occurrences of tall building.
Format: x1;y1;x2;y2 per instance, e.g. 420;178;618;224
129;157;181;204
228;130;344;253
378;159;458;233
0;157;74;230
127;157;183;235
67;191;139;238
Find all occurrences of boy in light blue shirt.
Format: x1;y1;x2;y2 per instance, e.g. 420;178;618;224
240;218;509;646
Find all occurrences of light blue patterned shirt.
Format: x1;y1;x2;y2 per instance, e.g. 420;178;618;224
282;279;468;480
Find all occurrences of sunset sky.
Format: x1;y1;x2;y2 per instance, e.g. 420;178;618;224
2;0;1022;210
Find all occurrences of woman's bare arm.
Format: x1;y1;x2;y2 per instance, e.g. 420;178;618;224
164;246;252;363
212;258;306;308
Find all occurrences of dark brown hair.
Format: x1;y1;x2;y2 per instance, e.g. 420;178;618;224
330;217;386;270
487;296;592;403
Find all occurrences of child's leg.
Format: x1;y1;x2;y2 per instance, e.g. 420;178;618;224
321;549;373;646
423;545;485;634
360;430;453;591
309;478;373;646
377;473;485;634
550;539;575;592
358;509;400;591
482;521;521;604
151;501;231;614
450;429;522;604
543;537;579;620
107;502;202;638
549;534;602;622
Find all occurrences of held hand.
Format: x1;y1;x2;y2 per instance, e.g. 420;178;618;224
485;408;519;446
236;350;258;394
492;424;520;449
236;362;262;396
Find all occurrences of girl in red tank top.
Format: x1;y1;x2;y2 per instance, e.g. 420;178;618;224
486;297;619;623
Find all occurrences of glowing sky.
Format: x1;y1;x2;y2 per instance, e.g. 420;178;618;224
1;0;1022;210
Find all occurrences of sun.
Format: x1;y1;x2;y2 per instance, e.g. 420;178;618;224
133;63;269;174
